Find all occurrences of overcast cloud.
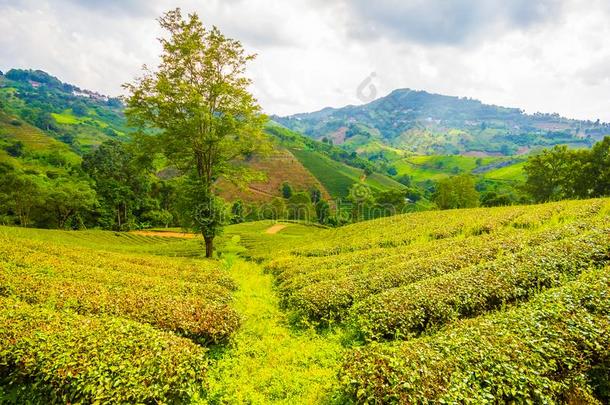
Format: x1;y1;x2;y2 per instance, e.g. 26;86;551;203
1;0;610;120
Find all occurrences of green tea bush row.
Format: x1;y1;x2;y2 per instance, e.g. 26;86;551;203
1;269;240;343
278;218;603;325
272;199;605;260
267;200;605;289
0;297;208;404
339;268;610;404
349;229;609;340
0;233;237;290
0;234;240;343
285;230;527;323
288;200;590;258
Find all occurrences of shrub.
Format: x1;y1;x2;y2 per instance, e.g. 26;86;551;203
339;269;610;404
0;297;208;404
0;233;240;343
349;229;609;341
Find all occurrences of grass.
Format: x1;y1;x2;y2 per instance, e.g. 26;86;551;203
2;226;205;257
393;155;522;182
483;160;527;181
206;247;344;404
221;220;323;260
51;109;110;129
51;110;82;125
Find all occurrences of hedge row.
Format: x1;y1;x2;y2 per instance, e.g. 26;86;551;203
286;199;598;258
0;297;208;404
277;218;602;325
284;229;527;323
339;268;610;404
0;234;240;343
0;234;237;290
349;228;609;341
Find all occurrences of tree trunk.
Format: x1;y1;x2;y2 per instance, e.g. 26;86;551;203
204;235;214;258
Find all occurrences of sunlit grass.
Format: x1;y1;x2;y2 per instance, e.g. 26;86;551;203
205;250;345;404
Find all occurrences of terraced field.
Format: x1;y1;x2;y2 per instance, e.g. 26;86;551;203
291;148;405;198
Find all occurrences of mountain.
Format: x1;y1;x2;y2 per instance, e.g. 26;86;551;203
274;89;610;157
0;69;404;203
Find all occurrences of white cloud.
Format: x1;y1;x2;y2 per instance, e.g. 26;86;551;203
1;0;610;121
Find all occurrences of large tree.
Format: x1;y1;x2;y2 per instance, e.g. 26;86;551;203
124;9;268;257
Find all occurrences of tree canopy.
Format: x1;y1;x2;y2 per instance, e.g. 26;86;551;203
124;8;270;257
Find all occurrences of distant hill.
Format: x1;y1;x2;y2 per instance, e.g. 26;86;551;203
265;123;406;198
0;69;404;203
0;69;128;153
274;88;610;156
0;111;81;175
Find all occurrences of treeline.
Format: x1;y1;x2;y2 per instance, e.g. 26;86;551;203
429;136;610;210
524;136;610;202
231;182;424;227
0;140;182;230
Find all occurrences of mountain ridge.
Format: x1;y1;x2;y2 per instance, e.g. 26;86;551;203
274;88;610;157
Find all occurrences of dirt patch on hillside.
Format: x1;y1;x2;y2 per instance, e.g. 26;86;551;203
265;224;287;235
131;231;197;239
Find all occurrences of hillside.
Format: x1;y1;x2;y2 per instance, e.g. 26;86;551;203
0;111;81;173
2;199;608;403
215;148;332;203
274;88;609;156
263;198;610;403
0;69;404;205
394;154;527;183
267;123;406;198
0;69;128;153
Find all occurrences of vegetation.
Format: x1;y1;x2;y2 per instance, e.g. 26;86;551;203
433;174;479;209
0;198;608;403
0;69;127;153
0;225;242;403
124;8;269;257
1;6;610;403
258;199;609;403
0;297;209;404
266;199;608;326
524;137;610;202
275;88;606;156
0;228;239;342
340;268;610;404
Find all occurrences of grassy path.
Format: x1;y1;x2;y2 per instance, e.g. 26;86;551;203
205;256;344;404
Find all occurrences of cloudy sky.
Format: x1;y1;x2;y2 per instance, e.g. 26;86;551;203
1;0;610;120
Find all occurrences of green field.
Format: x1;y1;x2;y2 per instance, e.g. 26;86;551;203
291;148;404;197
1;199;609;403
394;154;524;182
483;160;527;181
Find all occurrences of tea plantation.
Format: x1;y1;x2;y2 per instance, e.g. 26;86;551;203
0;199;608;403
